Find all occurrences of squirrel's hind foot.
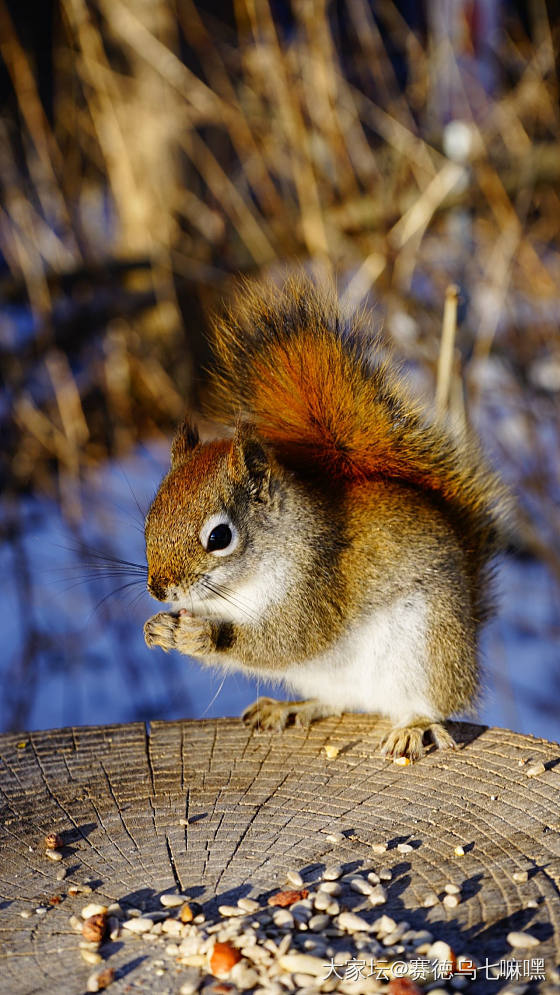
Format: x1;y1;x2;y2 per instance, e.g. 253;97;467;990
381;721;457;762
243;697;339;732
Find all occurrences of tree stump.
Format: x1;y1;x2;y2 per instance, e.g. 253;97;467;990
1;716;559;994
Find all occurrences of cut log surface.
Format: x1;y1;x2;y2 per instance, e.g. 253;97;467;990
1;716;559;994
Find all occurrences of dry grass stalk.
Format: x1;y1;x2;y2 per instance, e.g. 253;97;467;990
435;284;459;422
0;0;559;730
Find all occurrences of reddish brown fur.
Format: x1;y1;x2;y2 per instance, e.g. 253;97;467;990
206;277;505;621
145;440;233;596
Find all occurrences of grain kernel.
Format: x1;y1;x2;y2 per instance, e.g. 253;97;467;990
507;931;540;948
180;903;194;923
336;911;371;932
81;904;108;920
209;941;242;976
278;953;326;976
286;870;304;888
267;889;308;907
82;913;108;943
160;894;187;908
318;881;341;895
324;745;339;759
388;979;421;995
422;892;439;908
443;894;459;908
45;850;63;862
324;831;344;844
374;915;396;936
219;905;245;917
350;877;374;895
45;832;63;850
86;967;115;992
368;885;388;906
122;917;154;933
81;949;103;966
323;865;343;880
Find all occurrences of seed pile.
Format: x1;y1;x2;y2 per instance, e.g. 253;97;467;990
64;859;489;994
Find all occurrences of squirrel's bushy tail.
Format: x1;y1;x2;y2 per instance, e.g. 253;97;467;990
207;276;505;602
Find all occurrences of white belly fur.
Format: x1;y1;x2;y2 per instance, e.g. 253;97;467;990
279;593;439;725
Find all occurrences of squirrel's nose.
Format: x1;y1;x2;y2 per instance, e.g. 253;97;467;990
147;576;167;601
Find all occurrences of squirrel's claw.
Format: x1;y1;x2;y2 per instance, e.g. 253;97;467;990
144;611;213;656
242;697;339;732
144;612;176;651
381;721;457;762
381;726;426;762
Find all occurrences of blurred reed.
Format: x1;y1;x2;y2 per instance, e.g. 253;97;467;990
0;0;559;728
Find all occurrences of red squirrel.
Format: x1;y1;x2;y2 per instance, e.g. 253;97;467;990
143;277;504;760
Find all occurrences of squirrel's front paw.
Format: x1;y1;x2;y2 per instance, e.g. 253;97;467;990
144;611;213;656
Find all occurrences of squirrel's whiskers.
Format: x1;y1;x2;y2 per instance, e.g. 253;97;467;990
52;544;149;618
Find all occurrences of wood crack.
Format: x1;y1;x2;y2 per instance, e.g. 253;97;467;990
165;834;184;893
1;718;559;993
143;722;156;796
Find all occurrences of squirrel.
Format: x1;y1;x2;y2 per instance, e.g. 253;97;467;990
143;276;504;760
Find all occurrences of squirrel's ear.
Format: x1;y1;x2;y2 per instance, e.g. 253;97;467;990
171;418;200;467
228;424;271;500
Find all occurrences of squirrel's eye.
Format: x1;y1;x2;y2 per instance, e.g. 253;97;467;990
206;523;232;552
200;515;239;557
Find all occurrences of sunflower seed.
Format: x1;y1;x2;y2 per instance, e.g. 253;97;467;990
318;881;341;896
422;892;439;907
372;843;388;854
160;894;189;908
443;894;459;908
80;949;102;965
323;865;343;880
81;904;108;920
368;885;388;906
336;912;371;933
278;954;326;976
350;877;374;895
122;917;154;933
507;932;540;948
238;898;260;913
313;892;330;911
286;870;304;888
